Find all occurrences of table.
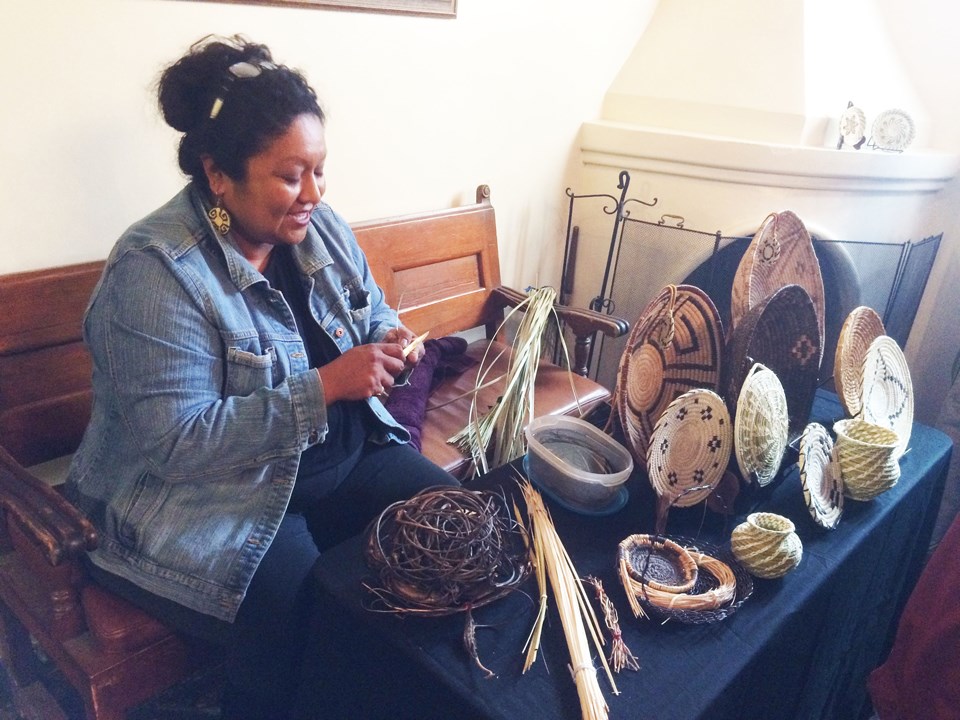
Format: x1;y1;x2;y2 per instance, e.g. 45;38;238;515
306;392;951;720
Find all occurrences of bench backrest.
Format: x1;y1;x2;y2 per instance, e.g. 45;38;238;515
0;185;502;467
352;184;502;338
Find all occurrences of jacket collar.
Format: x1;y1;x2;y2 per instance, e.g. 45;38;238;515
186;184;333;290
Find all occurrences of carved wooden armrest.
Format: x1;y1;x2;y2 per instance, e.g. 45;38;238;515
0;444;98;567
490;286;630;376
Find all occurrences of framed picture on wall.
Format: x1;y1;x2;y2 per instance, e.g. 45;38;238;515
211;0;456;16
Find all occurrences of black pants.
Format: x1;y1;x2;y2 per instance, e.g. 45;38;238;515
91;441;457;720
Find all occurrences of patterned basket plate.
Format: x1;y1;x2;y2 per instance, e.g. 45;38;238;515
725;284;822;441
860;335;913;459
647;388;733;508
734;363;789;487
615;284;724;465
798;422;843;529
730;210;826;351
834;306;885;417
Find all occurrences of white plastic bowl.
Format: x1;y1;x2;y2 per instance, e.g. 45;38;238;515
524;416;633;510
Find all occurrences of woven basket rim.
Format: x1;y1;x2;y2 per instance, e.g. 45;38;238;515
833;418;900;448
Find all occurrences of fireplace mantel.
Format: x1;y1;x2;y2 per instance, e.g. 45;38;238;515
580;121;960;195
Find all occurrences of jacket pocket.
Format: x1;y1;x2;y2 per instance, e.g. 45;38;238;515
225;345;276;396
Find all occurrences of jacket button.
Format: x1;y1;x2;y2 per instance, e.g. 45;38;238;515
334;327;344;338
308;429;320;444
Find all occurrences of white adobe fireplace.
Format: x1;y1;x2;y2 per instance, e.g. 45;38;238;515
568;0;960;399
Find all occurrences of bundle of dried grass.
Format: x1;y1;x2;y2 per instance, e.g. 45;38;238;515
517;478;615;720
450;286;578;477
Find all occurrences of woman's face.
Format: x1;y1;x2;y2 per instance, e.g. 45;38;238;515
210;113;327;265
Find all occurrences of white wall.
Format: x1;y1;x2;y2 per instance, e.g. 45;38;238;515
0;0;657;291
2;0;958;422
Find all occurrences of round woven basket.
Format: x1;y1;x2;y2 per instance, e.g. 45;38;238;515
730;210;825;351
798;422;843;530
730;512;803;579
859;335;913;460
618;535;753;624
833;418;901;501
617;534;698;593
734;363;789;486
615;284;724;465
647;388;733;509
834;306;885;417
725;284;822;441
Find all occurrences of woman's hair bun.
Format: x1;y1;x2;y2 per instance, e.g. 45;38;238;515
157;35;274;134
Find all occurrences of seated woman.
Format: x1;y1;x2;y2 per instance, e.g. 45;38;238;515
65;34;457;720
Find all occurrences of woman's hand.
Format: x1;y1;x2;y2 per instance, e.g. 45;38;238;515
317;343;406;403
382;326;425;365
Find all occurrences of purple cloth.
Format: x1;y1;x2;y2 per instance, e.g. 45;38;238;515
384;337;476;451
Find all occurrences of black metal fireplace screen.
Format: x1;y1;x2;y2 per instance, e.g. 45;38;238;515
556;171;942;391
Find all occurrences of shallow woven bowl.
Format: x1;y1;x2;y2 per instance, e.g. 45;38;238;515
618;534;699;593
834;306;885;417
833;418;901;501
798;422;844;530
725;284;822;441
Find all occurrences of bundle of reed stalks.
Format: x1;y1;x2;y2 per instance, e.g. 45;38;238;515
516;477;616;720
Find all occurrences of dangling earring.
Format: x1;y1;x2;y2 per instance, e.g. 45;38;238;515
208;196;231;236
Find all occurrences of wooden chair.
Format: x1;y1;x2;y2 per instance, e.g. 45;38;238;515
0;263;209;720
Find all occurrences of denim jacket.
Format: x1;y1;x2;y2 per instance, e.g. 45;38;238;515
66;184;408;622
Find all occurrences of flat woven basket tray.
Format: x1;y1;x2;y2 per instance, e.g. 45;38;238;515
860;335;913;460
647;388;733;509
734;363;789;487
834;306;885;417
615;284;724;465
725;284;822;441
731;210;825;352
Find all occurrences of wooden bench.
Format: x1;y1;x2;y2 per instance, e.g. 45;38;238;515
0;184;627;718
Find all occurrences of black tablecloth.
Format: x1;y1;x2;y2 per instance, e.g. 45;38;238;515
307;392;952;720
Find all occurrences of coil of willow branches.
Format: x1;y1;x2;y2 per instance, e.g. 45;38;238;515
363;486;530;616
363;486;531;678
